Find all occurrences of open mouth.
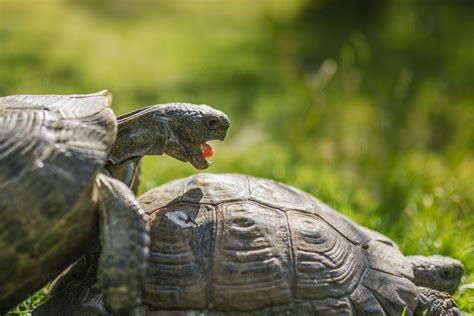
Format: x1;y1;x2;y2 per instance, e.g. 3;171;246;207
188;142;218;170
200;143;214;159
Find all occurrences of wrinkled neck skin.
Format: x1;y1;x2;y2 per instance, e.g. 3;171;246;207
105;108;173;186
108;109;171;165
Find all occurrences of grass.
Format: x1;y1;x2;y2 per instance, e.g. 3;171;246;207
1;0;473;313
6;288;48;315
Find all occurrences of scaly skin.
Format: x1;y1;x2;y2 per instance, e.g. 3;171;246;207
408;255;464;294
415;287;461;316
95;174;149;316
106;103;230;186
39;175;150;316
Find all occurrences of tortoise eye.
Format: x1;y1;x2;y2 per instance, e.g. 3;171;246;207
440;269;452;279
205;117;219;130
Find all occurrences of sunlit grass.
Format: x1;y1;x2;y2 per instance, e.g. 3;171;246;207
1;0;473;313
6;287;48;315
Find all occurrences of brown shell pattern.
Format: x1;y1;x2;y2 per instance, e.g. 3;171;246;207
139;173;419;315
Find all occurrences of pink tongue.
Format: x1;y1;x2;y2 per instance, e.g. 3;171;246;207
201;143;214;158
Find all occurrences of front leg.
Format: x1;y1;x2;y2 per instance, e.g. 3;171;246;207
96;174;149;316
33;277;107;316
415;287;461;316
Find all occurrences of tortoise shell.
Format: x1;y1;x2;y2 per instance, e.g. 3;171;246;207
0;91;116;311
138;173;419;315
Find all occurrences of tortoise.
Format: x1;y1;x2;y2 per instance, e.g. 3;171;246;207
0;91;229;315
34;173;463;315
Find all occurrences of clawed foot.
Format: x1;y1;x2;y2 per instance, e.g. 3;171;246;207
416;287;461;316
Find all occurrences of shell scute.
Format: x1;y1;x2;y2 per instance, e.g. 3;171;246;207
211;202;293;311
309;199;372;246
138;174;420;314
140;178;185;213
249;177;313;212
287;211;368;301
348;284;386;315
364;238;414;280
310;297;353;315
183;173;249;204
362;269;418;315
146;202;214;310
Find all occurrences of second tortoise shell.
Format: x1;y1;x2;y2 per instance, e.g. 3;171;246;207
138;173;418;315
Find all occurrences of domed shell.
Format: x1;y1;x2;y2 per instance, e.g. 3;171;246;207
139;173;419;315
0;91;116;311
0;90;116;215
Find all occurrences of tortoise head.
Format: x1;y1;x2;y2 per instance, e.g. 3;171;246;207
110;103;229;169
161;103;229;169
408;255;464;294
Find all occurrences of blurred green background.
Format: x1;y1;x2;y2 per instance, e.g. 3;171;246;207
1;0;473;313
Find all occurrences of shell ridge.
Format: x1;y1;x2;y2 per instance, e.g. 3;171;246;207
237;196;367;248
369;264;406;278
206;204;218;310
283;209;297;304
0;92;111;120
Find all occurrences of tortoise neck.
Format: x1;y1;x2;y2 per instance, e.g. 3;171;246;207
107;110;169;165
